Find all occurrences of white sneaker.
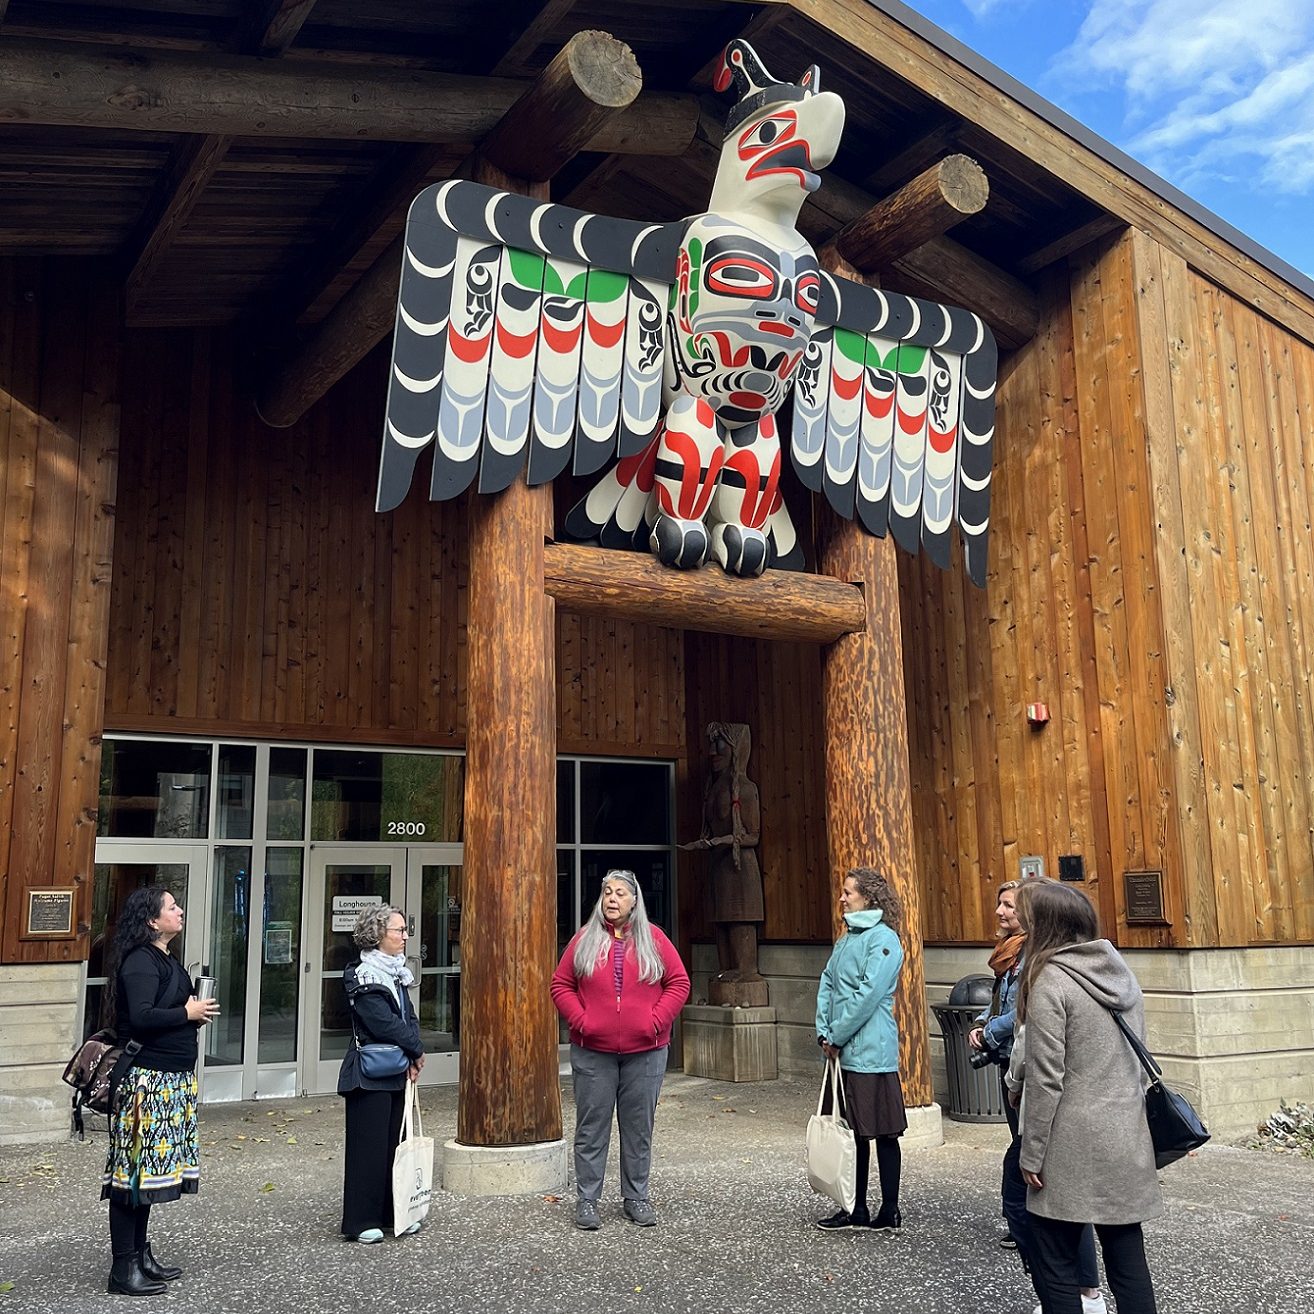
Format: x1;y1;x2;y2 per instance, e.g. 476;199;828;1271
1032;1298;1106;1314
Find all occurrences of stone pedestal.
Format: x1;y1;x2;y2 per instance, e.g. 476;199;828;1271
682;1004;779;1082
709;976;769;1007
441;1137;568;1196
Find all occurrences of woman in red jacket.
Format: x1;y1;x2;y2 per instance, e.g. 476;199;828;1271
551;869;690;1232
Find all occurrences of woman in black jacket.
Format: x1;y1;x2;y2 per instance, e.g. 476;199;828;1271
339;905;425;1242
102;886;219;1296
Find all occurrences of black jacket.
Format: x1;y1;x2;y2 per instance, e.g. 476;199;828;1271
337;961;423;1094
116;945;197;1072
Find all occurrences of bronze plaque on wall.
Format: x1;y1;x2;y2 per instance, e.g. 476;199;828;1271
24;888;76;938
1123;870;1167;925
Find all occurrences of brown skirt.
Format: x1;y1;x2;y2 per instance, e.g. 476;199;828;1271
822;1069;907;1139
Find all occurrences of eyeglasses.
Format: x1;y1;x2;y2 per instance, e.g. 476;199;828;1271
384;924;408;936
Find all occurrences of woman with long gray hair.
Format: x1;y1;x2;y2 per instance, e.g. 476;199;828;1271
551;869;690;1231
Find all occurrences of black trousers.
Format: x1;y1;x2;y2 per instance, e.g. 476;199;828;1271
1029;1214;1158;1314
341;1087;406;1237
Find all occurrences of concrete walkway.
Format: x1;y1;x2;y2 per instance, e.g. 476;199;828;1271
0;1073;1310;1313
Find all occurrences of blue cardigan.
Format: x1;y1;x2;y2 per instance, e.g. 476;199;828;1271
815;909;904;1073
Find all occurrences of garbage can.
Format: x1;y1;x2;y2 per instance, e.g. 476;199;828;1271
933;974;1007;1123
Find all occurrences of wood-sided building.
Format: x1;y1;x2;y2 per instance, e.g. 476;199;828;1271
1;0;1311;1151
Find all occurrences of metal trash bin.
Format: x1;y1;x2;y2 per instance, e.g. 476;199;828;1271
933;974;1007;1123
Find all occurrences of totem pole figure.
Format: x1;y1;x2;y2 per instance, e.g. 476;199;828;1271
376;41;998;588
679;722;767;1007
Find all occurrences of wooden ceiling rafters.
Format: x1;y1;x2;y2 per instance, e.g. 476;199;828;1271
123;0;323;317
0;0;1307;350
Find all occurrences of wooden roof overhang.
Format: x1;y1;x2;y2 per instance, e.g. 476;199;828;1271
2;0;1311;397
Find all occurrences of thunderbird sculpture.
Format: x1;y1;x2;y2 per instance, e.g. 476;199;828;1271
377;40;997;585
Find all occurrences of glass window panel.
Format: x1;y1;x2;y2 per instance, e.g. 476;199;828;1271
557;760;575;843
311;750;464;842
216;745;256;840
413;863;461;1055
319;864;391;1062
556;849;578;954
205;847;251;1068
88;861;191;986
579;761;670;846
580;850;673;936
267;747;307;841
98;740;211;838
258;849;302;1064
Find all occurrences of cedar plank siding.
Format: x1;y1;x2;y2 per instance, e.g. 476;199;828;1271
104;330;687;760
902;229;1314;952
0;259;121;964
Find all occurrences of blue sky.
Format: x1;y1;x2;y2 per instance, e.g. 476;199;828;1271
899;0;1314;280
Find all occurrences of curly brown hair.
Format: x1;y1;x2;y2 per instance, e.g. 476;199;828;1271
848;867;903;936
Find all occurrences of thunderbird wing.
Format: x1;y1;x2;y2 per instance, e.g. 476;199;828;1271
792;274;998;587
377;180;683;513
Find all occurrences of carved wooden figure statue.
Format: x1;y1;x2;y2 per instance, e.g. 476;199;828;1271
377;40;998;586
680;722;767;1005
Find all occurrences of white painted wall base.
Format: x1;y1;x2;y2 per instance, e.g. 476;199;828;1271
441;1137;568;1196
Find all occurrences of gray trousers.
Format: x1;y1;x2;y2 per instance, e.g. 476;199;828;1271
570;1044;668;1203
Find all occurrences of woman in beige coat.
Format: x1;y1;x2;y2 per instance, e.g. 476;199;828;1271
1008;881;1162;1314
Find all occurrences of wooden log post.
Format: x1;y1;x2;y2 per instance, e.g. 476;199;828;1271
835;153;987;272
448;34;643;1168
815;246;935;1118
460;470;560;1149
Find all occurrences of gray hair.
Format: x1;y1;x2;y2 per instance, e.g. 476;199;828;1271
572;870;665;983
353;904;403;949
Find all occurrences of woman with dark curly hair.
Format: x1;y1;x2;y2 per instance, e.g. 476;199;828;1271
102;885;219;1296
338;904;425;1243
814;867;906;1232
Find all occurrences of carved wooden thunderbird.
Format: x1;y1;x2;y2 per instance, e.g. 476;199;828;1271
377;41;997;585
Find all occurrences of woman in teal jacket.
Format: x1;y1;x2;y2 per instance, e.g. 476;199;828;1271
814;867;906;1231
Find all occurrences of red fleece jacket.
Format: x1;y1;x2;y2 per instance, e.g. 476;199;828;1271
551;925;691;1054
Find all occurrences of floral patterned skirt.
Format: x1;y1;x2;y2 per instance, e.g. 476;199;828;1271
101;1067;200;1205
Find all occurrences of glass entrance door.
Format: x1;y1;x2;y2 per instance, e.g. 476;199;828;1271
86;843;209;1084
304;845;462;1093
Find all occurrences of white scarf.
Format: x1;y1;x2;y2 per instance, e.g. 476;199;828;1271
357;948;415;1004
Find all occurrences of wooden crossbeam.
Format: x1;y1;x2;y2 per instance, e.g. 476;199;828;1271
886;235;1037;347
860;117;961;196
491;0;581;77
239;0;319;55
256;30;658;428
1017;212;1126;274
123;134;232;316
0;38;696;151
834;153;987;271
543;544;867;643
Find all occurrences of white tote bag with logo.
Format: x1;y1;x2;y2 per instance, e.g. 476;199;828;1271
805;1058;856;1213
392;1082;435;1236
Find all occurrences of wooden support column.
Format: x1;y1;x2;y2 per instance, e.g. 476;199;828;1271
451;32;643;1150
459;463;560;1147
816;248;933;1111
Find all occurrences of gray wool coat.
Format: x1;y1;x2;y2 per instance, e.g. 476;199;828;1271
1006;939;1163;1225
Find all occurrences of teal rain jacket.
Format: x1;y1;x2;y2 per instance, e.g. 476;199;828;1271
815;908;904;1073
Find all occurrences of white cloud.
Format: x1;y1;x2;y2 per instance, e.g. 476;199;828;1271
961;0;1012;16
1052;0;1314;195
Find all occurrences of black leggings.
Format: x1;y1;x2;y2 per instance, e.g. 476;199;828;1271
108;1200;151;1258
853;1136;901;1214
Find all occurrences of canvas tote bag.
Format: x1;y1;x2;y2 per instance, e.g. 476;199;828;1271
805;1057;856;1212
391;1082;435;1236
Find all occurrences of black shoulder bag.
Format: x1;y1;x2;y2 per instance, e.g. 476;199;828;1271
348;983;411;1079
1109;1009;1210;1168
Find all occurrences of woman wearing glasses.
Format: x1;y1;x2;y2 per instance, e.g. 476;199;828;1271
338;906;425;1243
551;869;690;1231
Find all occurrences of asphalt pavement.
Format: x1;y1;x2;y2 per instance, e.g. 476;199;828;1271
1;1072;1310;1313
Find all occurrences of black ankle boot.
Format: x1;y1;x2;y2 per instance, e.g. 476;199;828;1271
140;1243;182;1282
106;1254;166;1296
